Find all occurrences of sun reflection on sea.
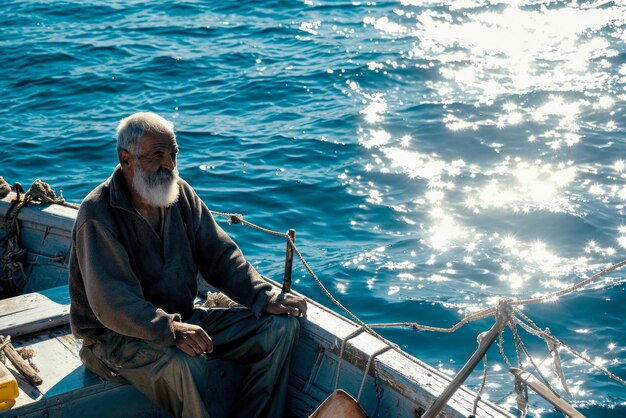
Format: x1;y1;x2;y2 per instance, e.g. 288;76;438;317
349;1;624;259
467;159;578;213
339;1;626;409
402;4;623;101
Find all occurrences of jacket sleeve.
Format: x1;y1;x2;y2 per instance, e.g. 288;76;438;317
75;219;179;345
191;194;273;316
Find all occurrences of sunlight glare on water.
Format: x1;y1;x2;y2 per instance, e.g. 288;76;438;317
343;1;626;414
350;0;625;300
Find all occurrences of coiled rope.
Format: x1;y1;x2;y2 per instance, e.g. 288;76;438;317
1;178;77;297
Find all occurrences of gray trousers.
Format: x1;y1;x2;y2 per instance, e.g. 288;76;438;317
88;308;300;418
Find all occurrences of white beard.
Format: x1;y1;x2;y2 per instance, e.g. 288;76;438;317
132;165;180;207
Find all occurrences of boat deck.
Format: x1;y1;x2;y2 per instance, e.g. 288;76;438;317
0;285;169;417
1;326;170;418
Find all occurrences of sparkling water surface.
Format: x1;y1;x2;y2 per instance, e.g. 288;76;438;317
1;1;625;416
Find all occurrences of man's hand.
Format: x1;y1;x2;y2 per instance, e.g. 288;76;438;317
266;292;307;318
173;322;213;356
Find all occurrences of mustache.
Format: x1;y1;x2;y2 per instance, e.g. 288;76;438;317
146;167;177;186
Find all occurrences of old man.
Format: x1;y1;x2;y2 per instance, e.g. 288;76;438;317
69;112;306;418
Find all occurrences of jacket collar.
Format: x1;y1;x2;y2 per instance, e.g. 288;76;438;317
109;164;135;213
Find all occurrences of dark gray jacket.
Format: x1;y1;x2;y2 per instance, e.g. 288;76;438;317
69;166;272;346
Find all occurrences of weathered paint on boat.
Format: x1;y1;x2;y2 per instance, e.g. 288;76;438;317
0;194;515;418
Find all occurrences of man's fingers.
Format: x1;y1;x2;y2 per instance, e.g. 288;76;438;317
176;340;195;357
294;298;307;317
282;303;302;317
282;296;307;318
174;326;213;356
196;328;213;354
186;335;205;354
265;292;308;318
184;345;196;357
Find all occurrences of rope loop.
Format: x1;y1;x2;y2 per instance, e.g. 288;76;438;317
334;326;365;391
356;346;391;402
12;182;25;202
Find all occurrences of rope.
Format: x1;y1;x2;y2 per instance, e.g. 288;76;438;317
367;306;497;333
23;179;64;205
0;335;10;352
513;315;573;398
22;178;79;209
367;258;626;334
0;335;10;364
210;211;289;238
210;210;503;339
1;179;77;297
470;354;488;418
210;211;383;339
511;259;626;307
514;374;529;418
334;326;365;391
16;347;39;372
1;194;28;296
514;308;626;387
499;330;513;369
470;302;510;416
509;319;557;395
544;327;572;398
357;346;391;402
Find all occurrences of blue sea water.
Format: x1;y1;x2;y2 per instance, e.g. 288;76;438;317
1;0;625;416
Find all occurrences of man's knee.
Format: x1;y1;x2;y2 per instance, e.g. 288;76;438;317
161;349;207;385
268;315;300;345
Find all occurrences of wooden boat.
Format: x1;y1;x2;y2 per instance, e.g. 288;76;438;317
0;192;514;418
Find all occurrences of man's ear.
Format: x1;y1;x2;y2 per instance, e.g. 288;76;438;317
119;149;131;167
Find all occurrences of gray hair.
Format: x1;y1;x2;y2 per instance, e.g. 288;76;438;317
116;112;175;155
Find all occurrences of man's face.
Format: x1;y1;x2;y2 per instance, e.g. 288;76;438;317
127;134;180;207
134;134;179;175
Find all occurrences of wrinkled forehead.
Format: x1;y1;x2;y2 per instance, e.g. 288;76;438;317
140;134;178;152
